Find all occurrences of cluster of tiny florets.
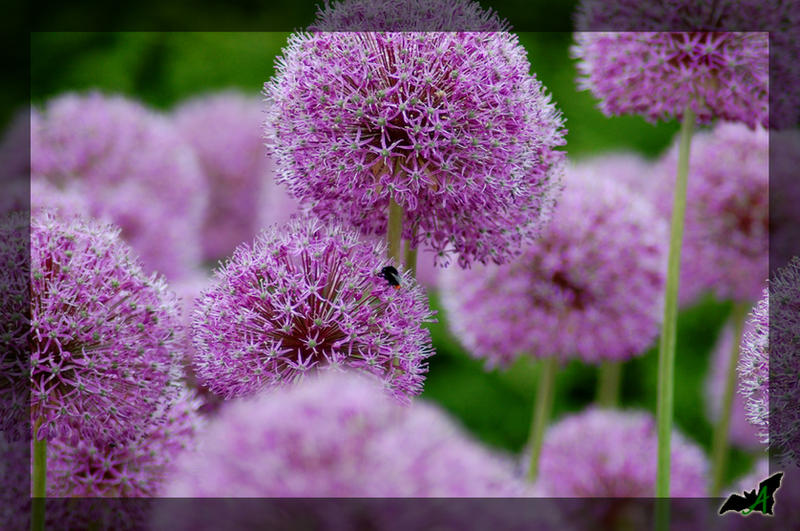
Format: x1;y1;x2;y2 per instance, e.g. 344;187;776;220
165;372;526;497
573;0;799;129
265;29;566;268
48;389;201;498
29;213;184;443
173;92;297;262
739;258;800;465
572;30;768;128
192;218;435;402
705;317;761;450
440;163;667;366
31;92;207;279
536;408;709;497
653;122;768;305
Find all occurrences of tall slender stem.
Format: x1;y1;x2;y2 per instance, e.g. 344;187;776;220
403;224;418;278
387;197;403;266
710;302;748;496
656;106;695;503
527;356;558;481
596;361;622;408
32;418;46;531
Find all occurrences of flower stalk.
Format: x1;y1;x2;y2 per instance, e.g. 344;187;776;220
656;106;695;499
596;361;622;408
710;301;748;496
32;417;46;531
527;356;558;480
387;197;403;266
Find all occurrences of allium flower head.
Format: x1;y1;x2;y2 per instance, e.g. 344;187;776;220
166;371;526;497
265;8;567;267
192;218;435;401
48;389;201;498
572;28;767;127
739;258;800;465
31;92;207;279
440;164;667;366
653;122;768;305
28;213;183;442
705;318;761;450
573;0;799;129
173;91;297;262
536;408;709;497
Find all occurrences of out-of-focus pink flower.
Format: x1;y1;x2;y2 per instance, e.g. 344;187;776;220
440;162;667;367
31;92;207;279
166;371;527;497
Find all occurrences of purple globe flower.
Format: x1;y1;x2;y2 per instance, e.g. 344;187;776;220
573;0;799;129
705;318;762;450
535;408;709;497
264;14;567;268
28;213;183;443
31;92;207;279
165;371;526;497
47;389;201;497
739;258;800;465
652;122;768;305
191;217;435;402
173;91;298;262
573;152;654;199
439;162;667;367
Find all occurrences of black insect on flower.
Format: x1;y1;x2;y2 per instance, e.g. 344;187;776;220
380;266;402;290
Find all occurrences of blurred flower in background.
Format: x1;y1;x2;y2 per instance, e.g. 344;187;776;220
191;218;435;402
166;371;527;497
651;122;768;306
535;408;709;496
440;161;667;367
173;91;298;264
265;2;567;268
31;92;208;280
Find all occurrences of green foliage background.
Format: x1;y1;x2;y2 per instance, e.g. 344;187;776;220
30;31;755;485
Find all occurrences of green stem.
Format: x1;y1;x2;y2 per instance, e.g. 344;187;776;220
596;361;622;408
404;243;418;279
527;356;558;481
710;302;748;496
32;418;46;531
387;197;403;266
656;106;695;502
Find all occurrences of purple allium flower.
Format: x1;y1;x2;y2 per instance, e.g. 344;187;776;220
535;408;709;497
264;19;567;268
439;163;667;367
165;371;526;497
652;122;768;305
29;213;183;443
572;31;767;127
573;0;799;129
173;91;298;263
191;218;435;401
739;258;800;465
705;318;762;450
31;92;207;279
47;389;201;498
573;152;654;199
